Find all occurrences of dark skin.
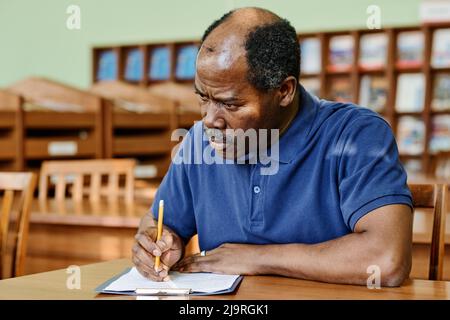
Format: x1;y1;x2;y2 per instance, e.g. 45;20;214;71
132;8;413;286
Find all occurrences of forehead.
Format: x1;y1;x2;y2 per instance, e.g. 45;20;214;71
196;32;250;94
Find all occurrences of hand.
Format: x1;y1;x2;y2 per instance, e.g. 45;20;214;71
132;226;183;281
172;243;262;275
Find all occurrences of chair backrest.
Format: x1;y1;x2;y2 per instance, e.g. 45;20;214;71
38;159;136;203
409;184;448;280
0;172;37;278
434;152;450;180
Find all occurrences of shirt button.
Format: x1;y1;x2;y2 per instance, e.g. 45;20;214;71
253;186;261;194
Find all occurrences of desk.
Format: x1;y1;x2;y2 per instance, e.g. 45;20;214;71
0;259;449;299
14;199;198;276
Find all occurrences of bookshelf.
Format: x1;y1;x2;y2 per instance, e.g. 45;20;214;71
90;80;178;180
297;23;450;176
5;77;105;175
0;90;23;171
92;40;200;87
92;24;450;176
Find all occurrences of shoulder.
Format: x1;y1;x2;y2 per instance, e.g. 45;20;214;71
317;99;392;135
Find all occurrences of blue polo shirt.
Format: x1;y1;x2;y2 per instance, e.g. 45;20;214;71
151;85;412;251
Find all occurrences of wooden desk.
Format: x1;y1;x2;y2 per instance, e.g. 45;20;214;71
12;199;198;276
0;259;449;299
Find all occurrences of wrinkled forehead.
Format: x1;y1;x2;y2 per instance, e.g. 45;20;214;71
199;42;243;70
196;28;248;84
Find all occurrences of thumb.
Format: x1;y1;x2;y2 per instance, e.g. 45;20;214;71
156;229;174;253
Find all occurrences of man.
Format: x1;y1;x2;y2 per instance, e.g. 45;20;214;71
132;7;413;287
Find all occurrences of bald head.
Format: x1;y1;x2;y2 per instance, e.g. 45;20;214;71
201;7;281;48
197;7;299;91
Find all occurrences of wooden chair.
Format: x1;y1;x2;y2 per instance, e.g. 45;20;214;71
38;159;136;203
0;172;37;278
409;184;448;280
433;151;450;181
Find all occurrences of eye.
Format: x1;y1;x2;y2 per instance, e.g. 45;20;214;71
197;95;208;103
222;102;238;111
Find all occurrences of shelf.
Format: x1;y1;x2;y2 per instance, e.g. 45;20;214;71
395;111;424;116
325;67;352;75
431;109;450;115
399;154;423;158
431;66;450;72
395;64;423;72
113;134;172;156
25;136;97;159
0;111;16;128
0;136;16;159
113;112;171;129
24;111;97;129
357;66;386;73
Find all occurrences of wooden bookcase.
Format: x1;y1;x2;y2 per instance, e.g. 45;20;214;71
92;40;200;87
90;80;178;180
91;23;450;175
0;90;24;171
5;77;105;174
298;23;450;175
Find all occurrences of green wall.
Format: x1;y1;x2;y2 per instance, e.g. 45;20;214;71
0;0;422;88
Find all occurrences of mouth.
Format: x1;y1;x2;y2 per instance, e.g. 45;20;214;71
208;137;228;150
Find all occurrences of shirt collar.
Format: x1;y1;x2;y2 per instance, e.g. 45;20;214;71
276;85;318;164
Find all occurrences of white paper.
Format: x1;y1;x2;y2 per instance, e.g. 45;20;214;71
104;267;240;294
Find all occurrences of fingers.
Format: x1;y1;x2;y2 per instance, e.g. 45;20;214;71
132;243;169;281
135;229;174;257
173;253;216;273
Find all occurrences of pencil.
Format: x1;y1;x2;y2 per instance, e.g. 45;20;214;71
154;199;164;271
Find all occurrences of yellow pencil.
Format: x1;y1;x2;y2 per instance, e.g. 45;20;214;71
154;199;164;271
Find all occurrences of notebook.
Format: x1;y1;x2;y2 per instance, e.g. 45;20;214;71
96;267;243;296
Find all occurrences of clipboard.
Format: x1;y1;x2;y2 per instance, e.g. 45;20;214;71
95;268;243;296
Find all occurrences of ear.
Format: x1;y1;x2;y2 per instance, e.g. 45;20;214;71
278;76;298;107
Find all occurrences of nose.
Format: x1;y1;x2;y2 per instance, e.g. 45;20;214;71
202;102;226;130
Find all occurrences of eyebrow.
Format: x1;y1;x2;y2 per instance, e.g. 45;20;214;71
194;85;242;104
194;85;206;96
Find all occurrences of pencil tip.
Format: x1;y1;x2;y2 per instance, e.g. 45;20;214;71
159;199;164;206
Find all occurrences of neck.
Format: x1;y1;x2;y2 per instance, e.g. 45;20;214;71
278;90;300;137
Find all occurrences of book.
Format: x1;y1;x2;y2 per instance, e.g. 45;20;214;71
328;76;352;102
432;73;450;111
429;115;450;153
301;78;321;97
396;31;424;69
175;45;199;80
96;267;243;296
359;33;388;70
402;158;423;176
300;37;321;74
396;116;425;155
395;73;425;112
328;35;354;72
124;48;143;82
431;28;450;68
359;75;388;113
97;50;118;81
149;47;171;81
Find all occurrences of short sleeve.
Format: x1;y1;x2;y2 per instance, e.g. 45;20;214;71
337;115;413;231
150;132;197;243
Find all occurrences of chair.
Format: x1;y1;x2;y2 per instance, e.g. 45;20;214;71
0;172;37;278
433;151;450;181
409;184;448;280
38;159;136;203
